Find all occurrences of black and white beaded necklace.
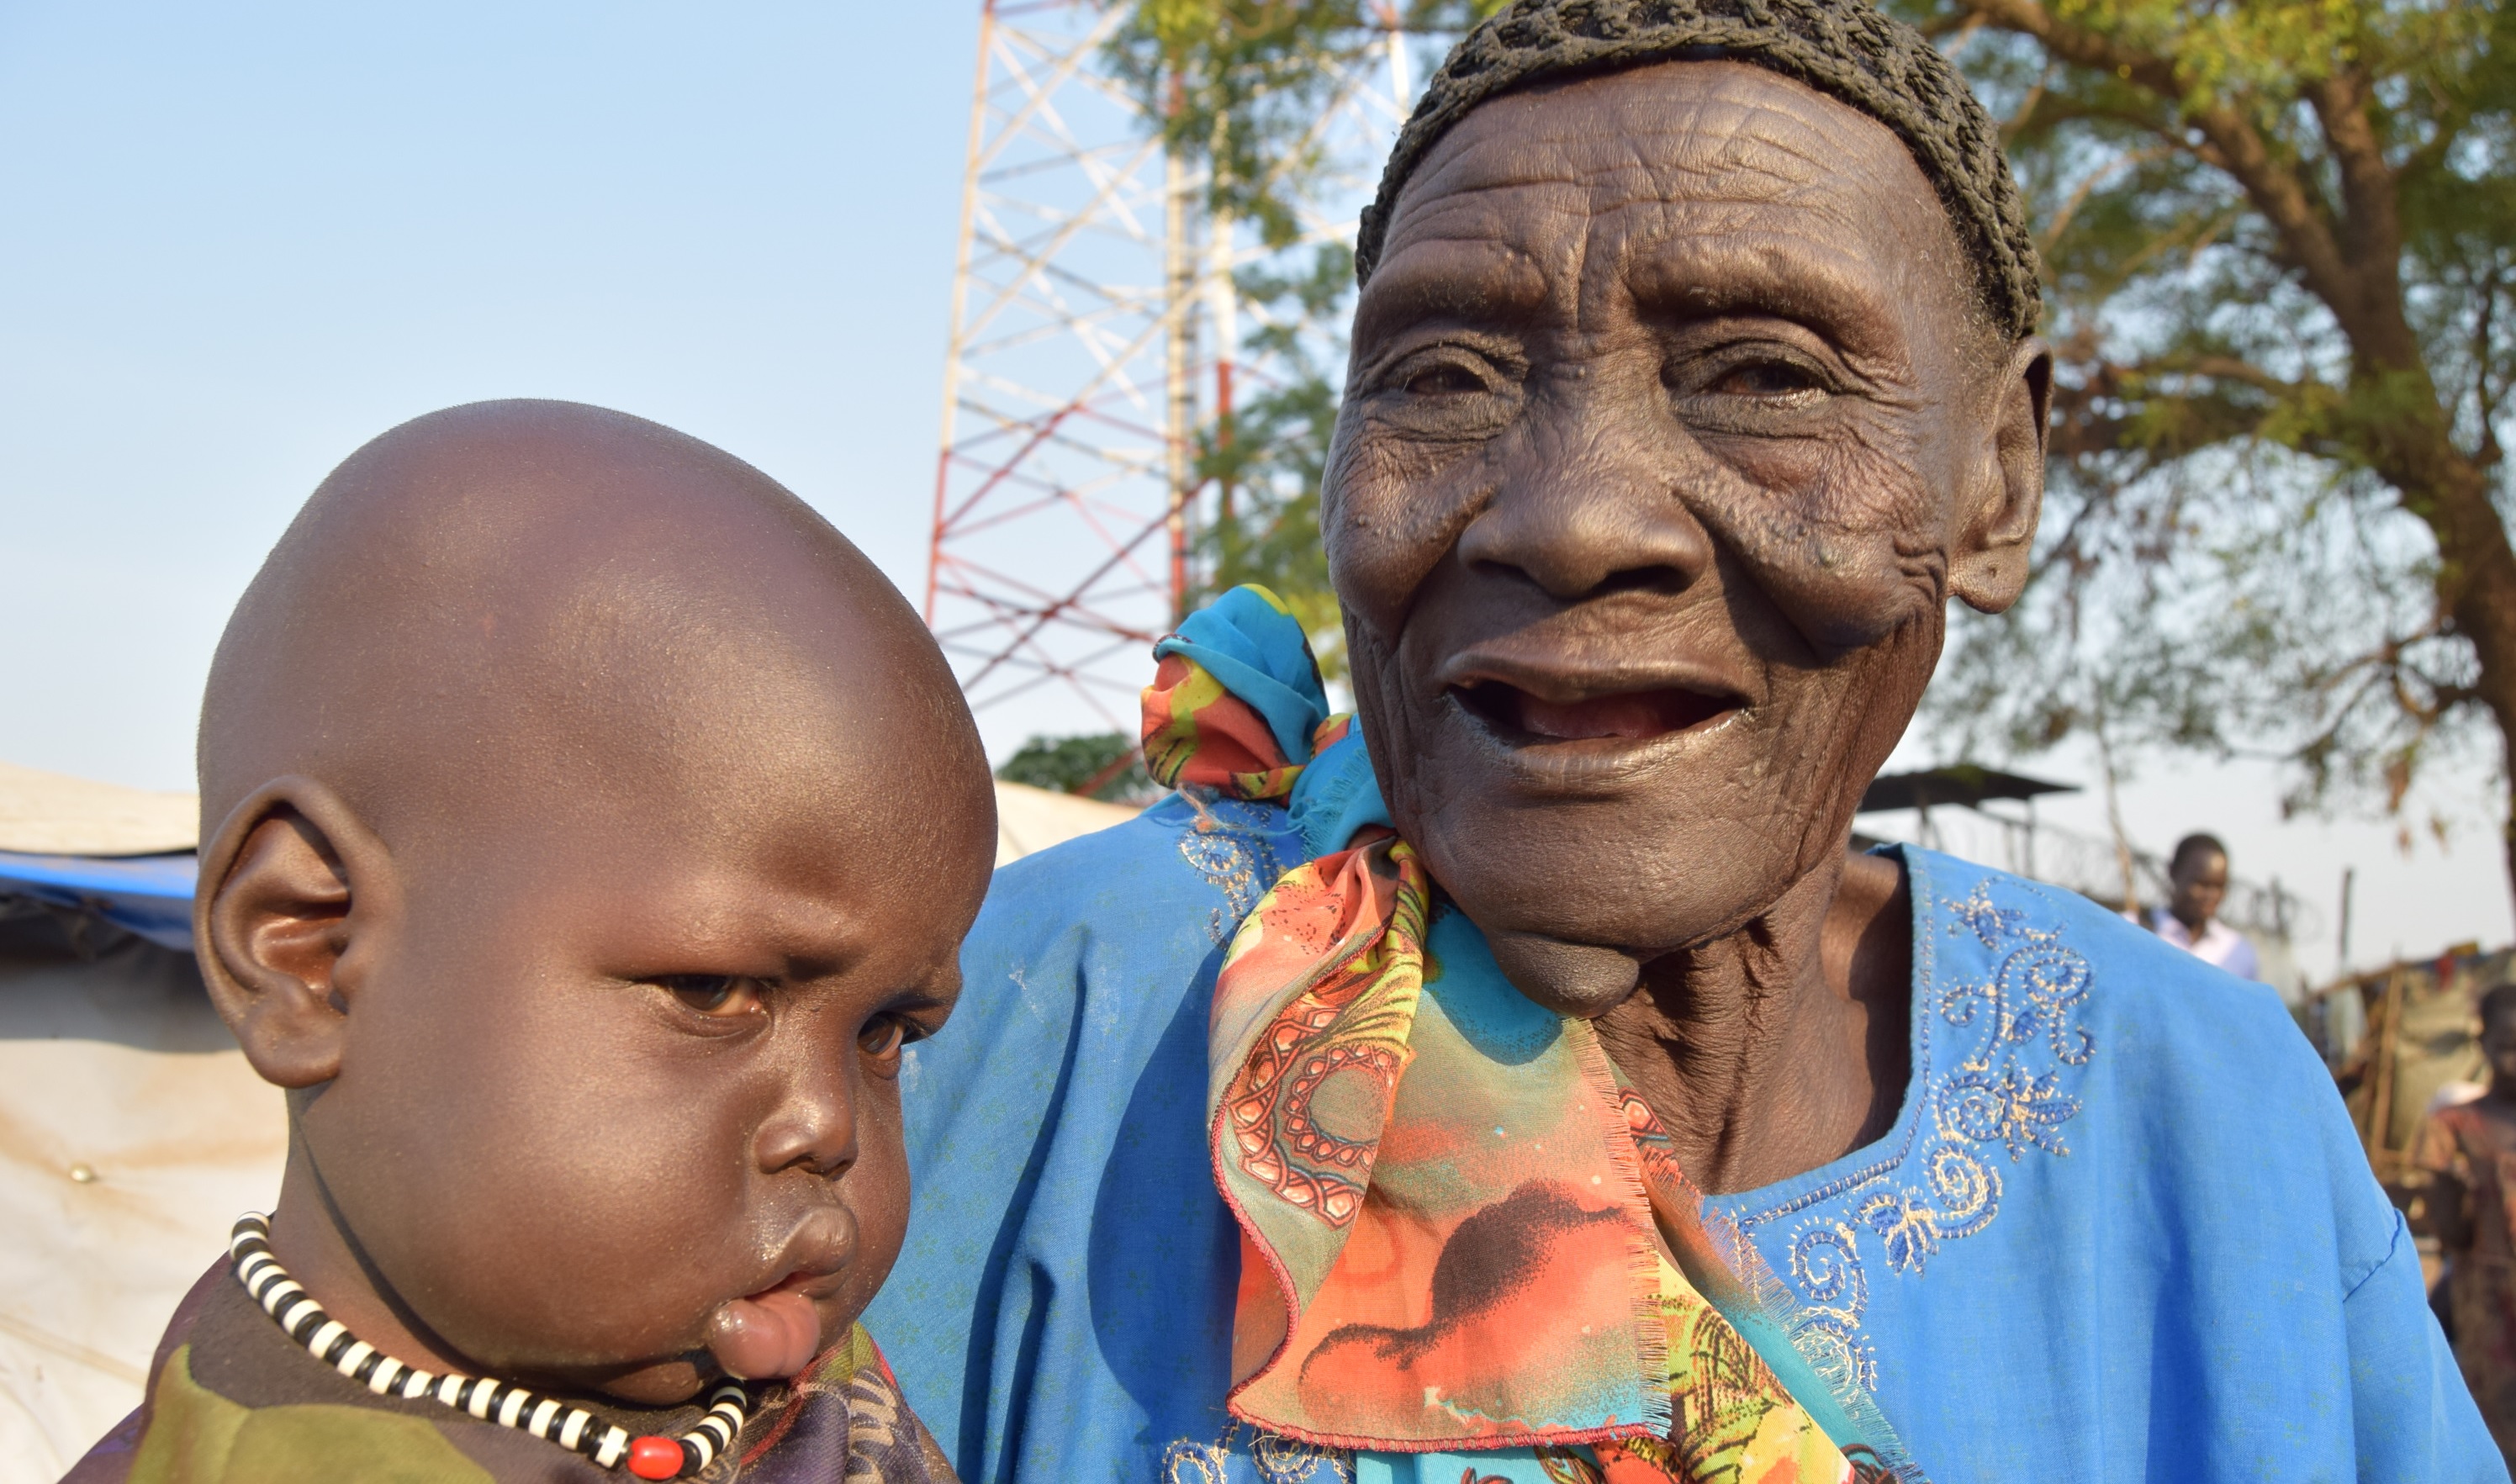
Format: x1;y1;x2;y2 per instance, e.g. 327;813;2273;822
227;1213;750;1481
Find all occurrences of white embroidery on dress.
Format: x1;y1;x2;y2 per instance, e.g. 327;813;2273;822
1735;869;2096;1399
1176;791;1289;944
1161;1422;1352;1484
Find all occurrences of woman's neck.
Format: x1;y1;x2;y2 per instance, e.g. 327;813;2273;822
1594;850;1911;1196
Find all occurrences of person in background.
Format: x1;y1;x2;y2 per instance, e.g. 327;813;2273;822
2141;832;2261;980
2418;983;2516;1463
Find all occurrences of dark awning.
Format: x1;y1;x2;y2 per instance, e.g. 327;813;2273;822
1858;765;2077;814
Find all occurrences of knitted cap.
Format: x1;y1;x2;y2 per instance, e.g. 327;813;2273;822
1356;0;2042;337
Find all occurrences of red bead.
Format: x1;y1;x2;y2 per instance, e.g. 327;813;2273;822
626;1435;684;1480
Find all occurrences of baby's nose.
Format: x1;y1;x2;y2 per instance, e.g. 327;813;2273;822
753;1068;859;1177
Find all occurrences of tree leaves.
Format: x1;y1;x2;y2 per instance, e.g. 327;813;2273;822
1098;4;1486;672
1093;0;2516;890
1906;0;2516;874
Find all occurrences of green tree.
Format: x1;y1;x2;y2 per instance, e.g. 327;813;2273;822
1898;0;2516;906
995;731;1159;802
1197;245;1351;672
1109;0;2516;911
1102;2;1503;679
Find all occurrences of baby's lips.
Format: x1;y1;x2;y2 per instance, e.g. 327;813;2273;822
706;1289;823;1380
706;1205;858;1379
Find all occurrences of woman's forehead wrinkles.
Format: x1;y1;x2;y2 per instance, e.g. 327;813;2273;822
1355;231;1551;339
1615;102;1861;199
1375;76;1938;324
1379;150;1594;271
1429;66;1907;195
1613;223;1907;348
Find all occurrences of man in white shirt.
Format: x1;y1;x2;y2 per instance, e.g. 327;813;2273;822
2142;832;2262;980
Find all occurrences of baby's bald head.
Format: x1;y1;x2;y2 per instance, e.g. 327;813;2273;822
197;401;996;1402
202;399;981;864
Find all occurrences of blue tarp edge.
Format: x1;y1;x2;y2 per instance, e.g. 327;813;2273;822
0;850;198;952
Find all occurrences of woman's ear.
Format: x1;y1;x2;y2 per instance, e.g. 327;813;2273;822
196;778;395;1090
1947;335;2052;615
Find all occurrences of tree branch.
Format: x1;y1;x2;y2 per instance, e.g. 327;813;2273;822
2000;59;2049;142
2478;267;2505;467
2149;355;2313;398
2038;144;2169;251
2304;69;2418;368
1951;0;2364;341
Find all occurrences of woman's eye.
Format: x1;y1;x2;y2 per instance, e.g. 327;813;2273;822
659;974;759;1017
859;1016;911;1060
1403;362;1485;396
1706;359;1825;399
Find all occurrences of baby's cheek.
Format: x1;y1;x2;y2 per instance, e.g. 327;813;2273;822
542;1091;764;1332
829;1092;914;1328
352;1080;758;1386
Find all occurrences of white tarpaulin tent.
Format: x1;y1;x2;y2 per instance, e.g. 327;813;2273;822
0;910;281;1481
989;779;1142;866
0;763;197;859
0;766;1134;1480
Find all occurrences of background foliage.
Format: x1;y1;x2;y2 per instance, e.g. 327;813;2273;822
995;730;1160;801
1101;3;1505;679
1057;0;2516;915
1902;0;2516;890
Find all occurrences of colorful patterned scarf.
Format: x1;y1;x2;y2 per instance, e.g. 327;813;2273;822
1141;587;1913;1483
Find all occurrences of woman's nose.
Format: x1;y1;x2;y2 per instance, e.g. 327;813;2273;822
1456;409;1716;599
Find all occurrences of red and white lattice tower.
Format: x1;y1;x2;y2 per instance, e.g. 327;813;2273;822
927;0;1415;752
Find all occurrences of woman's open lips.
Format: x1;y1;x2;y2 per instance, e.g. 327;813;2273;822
1452;678;1742;743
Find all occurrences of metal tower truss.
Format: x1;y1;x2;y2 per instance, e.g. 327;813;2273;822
928;0;1415;752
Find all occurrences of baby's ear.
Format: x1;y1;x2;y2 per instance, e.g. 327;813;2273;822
197;779;394;1090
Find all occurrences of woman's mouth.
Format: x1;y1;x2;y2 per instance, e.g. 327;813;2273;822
1452;679;1742;744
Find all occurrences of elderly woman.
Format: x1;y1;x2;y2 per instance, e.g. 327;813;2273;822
867;3;2496;1480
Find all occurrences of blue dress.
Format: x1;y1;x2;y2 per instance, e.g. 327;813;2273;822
866;787;2502;1482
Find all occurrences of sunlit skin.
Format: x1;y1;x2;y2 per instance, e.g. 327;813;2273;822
193;402;996;1406
1324;63;2051;1193
2169;848;2230;936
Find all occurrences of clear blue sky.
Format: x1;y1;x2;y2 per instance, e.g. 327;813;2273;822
1;0;2504;980
2;1;978;781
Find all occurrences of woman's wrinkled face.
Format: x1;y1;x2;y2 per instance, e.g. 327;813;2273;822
1325;61;2044;1009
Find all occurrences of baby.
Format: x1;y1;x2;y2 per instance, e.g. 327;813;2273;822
66;401;996;1482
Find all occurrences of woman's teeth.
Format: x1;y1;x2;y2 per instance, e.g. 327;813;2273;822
1459;679;1737;742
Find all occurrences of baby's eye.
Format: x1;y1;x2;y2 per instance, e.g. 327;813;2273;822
658;974;763;1017
858;1016;909;1060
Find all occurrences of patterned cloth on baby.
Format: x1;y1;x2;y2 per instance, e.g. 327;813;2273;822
64;1261;957;1484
